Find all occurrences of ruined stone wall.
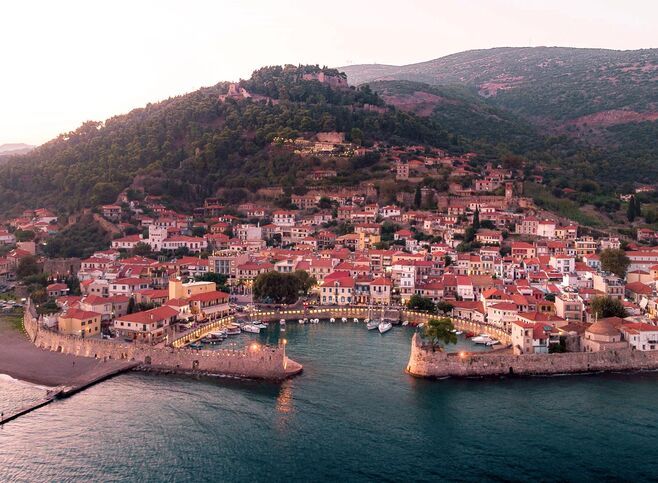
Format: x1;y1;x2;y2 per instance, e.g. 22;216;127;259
406;333;658;378
24;302;297;381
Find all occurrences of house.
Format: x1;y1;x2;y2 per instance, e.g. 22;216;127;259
475;229;502;245
188;291;230;321
486;302;518;331
57;308;101;337
512;320;560;354
583;317;627;352
47;283;69;298
0;230;17;245
272;211;296;227
320;276;355;305
620;323;658;351
591;273;625;300
113;306;179;342
370;277;392;306
111;234;143;250
109;278;151;297
102;205;122;221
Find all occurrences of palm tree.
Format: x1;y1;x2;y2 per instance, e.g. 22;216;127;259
424;317;458;351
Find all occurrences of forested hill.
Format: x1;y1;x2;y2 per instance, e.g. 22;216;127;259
340;47;658;123
342;47;658;190
0;65;460;215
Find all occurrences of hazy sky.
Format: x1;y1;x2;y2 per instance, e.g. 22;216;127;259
2;0;657;146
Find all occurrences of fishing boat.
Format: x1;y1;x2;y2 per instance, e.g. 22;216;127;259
242;324;261;334
226;324;241;335
378;321;393;334
366;320;379;330
472;334;494;345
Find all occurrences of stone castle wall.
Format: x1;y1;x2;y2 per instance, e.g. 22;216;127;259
24;303;300;381
406;333;658;378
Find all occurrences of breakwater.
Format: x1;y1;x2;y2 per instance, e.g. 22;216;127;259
23;302;302;381
406;333;658;378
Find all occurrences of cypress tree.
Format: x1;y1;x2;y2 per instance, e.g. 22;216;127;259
627;196;636;222
414;185;422;209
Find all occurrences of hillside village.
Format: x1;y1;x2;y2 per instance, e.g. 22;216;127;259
2;133;658;355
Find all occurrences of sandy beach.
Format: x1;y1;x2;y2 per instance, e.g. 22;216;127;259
0;314;133;388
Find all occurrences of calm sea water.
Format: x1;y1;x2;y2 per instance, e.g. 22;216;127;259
1;322;658;482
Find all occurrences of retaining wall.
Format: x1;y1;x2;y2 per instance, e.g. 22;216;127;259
24;303;301;381
406;333;658;378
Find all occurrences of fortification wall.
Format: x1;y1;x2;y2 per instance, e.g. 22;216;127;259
24;303;300;381
406;333;658;378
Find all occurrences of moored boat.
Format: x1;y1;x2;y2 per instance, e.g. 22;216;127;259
242;324;261;334
226;324;241;335
366;320;379;330
472;334;493;345
378;321;392;334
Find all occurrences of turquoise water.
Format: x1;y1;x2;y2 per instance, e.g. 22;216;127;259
1;322;658;482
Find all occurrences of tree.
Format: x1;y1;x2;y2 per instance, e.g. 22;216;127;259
253;272;300;304
127;297;136;314
17;256;40;280
591;296;627;319
627;196;637;222
132;242;153;257
292;270;316;295
14;229;36;242
407;294;435;312
414;185;422;209
436;301;454;314
65;275;81;295
472;208;480;231
318;197;332;210
195;272;228;287
424;317;458;350
599;248;630;278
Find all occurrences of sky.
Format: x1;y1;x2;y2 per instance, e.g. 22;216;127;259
1;0;657;146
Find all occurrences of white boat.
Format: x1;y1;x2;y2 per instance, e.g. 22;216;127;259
353;318;359;323
330;318;335;323
378;321;393;334
486;339;499;346
299;319;306;324
455;330;463;335
242;324;261;334
279;319;286;325
366;320;379;330
252;321;267;330
341;317;347;323
209;330;227;339
402;321;409;326
312;318;319;324
472;334;494;345
226;324;241;335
